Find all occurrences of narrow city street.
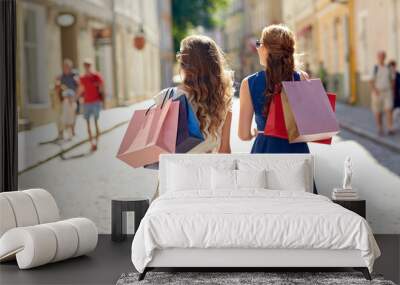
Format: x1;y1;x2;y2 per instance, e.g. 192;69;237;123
18;99;400;234
338;129;400;175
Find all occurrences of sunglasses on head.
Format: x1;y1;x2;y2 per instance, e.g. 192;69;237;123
176;51;191;68
255;40;262;48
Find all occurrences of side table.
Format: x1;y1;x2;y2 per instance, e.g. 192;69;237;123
332;199;366;218
111;198;149;242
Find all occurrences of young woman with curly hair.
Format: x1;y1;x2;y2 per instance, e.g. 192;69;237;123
155;35;234;153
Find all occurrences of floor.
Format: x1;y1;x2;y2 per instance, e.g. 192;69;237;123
0;235;133;285
0;235;398;285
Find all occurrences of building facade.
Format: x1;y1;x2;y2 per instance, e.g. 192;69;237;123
283;0;400;107
283;0;351;102
352;0;400;107
157;0;174;90
241;0;282;77
220;0;283;84
16;0;173;129
222;0;245;83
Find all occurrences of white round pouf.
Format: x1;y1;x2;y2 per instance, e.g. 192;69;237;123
43;221;79;262
65;218;98;257
24;189;60;223
0;189;98;269
0;196;17;236
1;192;39;227
0;226;57;269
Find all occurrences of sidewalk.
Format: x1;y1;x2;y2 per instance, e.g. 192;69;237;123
18;100;152;174
336;102;400;153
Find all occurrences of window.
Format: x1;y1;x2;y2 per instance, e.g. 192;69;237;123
22;3;48;106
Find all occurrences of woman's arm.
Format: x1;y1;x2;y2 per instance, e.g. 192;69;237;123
218;111;232;153
238;78;256;141
299;70;310;81
153;87;182;106
153;89;168;105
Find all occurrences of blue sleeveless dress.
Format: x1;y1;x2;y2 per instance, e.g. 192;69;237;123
248;70;310;154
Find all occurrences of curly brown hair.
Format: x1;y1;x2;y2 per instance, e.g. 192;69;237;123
177;35;233;139
261;24;296;115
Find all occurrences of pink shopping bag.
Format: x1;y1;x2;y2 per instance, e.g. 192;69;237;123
281;79;339;143
116;98;179;168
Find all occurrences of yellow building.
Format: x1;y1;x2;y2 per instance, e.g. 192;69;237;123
284;0;400;107
284;0;352;102
283;0;316;71
315;0;352;102
352;0;400;107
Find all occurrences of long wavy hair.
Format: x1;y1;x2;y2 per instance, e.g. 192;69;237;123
177;35;233;139
261;24;297;115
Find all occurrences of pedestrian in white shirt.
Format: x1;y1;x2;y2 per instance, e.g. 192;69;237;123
370;51;395;135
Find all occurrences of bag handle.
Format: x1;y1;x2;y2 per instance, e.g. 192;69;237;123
145;88;175;116
161;87;174;108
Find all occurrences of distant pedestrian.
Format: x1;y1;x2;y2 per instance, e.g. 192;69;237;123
78;58;105;151
389;60;400;130
318;61;328;90
370;51;394;135
55;59;79;139
61;89;77;140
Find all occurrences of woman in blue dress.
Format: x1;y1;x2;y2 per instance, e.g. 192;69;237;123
239;24;310;153
238;24;317;193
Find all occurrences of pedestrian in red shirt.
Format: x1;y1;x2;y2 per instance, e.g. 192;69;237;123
78;58;104;151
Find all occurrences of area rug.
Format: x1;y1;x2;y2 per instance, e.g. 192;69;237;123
116;271;396;285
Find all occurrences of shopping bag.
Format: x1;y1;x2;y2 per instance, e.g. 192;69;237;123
281;79;339;143
281;90;337;144
175;94;204;153
312;92;336;144
263;94;288;139
144;89;204;169
116;89;179;168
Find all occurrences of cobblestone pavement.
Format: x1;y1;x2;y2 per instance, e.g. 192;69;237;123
336;103;400;152
337;129;400;176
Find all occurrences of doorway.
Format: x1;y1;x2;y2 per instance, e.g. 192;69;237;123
60;21;78;69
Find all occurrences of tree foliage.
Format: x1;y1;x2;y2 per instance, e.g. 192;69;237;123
171;0;228;52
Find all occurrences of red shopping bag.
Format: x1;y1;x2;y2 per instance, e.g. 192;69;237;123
263;94;288;139
116;92;179;168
